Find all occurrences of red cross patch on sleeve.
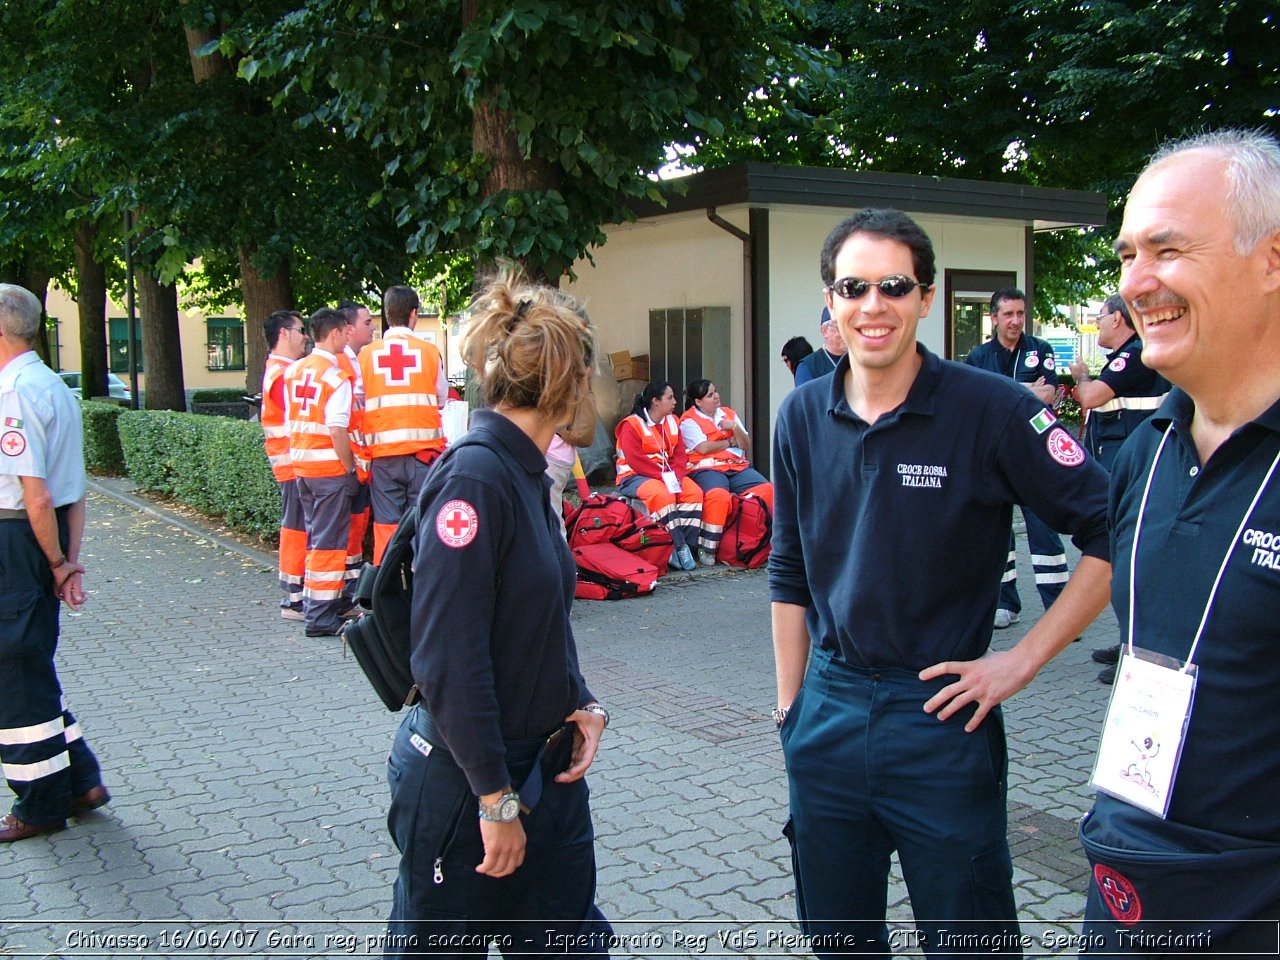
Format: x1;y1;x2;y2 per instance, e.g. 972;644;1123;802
1047;427;1086;467
1;430;26;457
436;499;479;548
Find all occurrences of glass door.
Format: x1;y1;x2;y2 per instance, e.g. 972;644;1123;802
944;270;1017;361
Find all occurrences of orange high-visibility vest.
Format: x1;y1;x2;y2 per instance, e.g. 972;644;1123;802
262;354;296;482
615;413;682;483
285;353;351;478
334;349;369;478
679;405;750;472
357;328;446;459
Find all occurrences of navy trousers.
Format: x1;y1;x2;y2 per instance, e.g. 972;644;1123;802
781;647;1020;959
0;515;102;826
999;507;1067;615
385;707;612;958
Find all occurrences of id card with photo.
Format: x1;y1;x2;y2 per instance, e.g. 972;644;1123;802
1090;647;1197;819
661;470;681;494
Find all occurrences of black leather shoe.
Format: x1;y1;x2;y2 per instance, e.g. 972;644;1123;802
1097;665;1116;685
0;813;64;842
72;785;110;816
306;626;342;638
1091;644;1121;665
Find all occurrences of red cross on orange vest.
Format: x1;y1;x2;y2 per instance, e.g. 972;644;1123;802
292;369;321;415
374;340;422;386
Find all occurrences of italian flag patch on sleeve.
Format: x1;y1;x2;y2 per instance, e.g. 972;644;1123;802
3;417;21;429
1029;409;1057;434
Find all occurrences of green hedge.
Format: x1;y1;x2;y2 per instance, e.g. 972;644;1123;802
79;400;127;475
191;388;250;404
117;410;279;541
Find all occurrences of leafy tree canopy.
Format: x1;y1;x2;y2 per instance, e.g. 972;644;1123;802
237;0;812;279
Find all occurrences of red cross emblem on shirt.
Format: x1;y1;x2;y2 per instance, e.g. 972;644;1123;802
291;369;322;416
1;430;25;457
374;340;422;387
436;499;478;548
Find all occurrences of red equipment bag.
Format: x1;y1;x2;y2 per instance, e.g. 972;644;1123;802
572;543;660;601
716;493;772;568
565;493;636;545
565;493;674;571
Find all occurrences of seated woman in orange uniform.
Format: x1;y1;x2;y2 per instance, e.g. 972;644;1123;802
614;380;707;570
678;380;773;559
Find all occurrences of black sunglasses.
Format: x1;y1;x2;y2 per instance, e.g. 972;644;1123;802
828;275;928;301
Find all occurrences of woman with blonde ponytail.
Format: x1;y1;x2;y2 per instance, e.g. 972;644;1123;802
384;267;612;957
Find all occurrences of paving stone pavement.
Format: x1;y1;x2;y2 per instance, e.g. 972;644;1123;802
0;491;1120;959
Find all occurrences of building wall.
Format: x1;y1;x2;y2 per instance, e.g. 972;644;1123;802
566;209;749;412
43;286;251;392
569;204;1029;444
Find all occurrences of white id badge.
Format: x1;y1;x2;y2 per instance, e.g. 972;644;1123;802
661;470;681;494
1090;647;1197;818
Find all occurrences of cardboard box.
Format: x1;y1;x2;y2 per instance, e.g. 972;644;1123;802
609;351;651;382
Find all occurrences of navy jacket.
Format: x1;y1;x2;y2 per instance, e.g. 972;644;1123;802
1081;334;1169;468
965;333;1057;385
410;409;593;796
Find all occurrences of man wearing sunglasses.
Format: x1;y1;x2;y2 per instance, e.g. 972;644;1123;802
965;289;1071;631
770;209;1110;957
793;306;848;385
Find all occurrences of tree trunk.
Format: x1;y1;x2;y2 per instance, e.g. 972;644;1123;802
239;245;293;394
462;0;559;284
136;270;186;411
74;218;110;398
2;257;53;363
23;265;52;366
471;96;558;284
183;23;227;83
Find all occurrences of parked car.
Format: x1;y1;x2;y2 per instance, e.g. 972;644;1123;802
59;371;132;402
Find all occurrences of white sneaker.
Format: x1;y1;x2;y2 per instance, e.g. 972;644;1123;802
993;609;1020;629
280;607;305;622
698;549;717;567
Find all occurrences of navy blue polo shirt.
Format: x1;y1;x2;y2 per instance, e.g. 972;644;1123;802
410;409;594;797
1098;388;1280;842
769;345;1109;670
965;333;1057;384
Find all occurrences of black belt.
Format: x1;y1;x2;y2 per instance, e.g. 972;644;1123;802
409;707;573;815
0;505;72;521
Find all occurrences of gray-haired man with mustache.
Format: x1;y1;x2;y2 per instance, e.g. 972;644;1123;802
1079;129;1280;951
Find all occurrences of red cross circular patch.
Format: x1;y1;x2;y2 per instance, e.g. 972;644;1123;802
1109;356;1127;372
1047;427;1085;467
1;430;25;458
436;499;479;548
1094;863;1142;925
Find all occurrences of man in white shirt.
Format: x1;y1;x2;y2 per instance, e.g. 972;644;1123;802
0;283;109;842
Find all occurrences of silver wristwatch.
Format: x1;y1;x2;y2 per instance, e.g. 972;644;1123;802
478;791;521;823
582;702;610;728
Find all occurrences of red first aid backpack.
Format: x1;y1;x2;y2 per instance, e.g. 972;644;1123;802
572;543;660;601
716;493;772;568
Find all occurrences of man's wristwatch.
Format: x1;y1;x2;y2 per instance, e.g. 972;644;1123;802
582;702;609;728
478;790;521;823
772;706;789;729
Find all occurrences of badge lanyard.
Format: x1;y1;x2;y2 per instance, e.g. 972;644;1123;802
1091;425;1280;817
648;413;682;494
